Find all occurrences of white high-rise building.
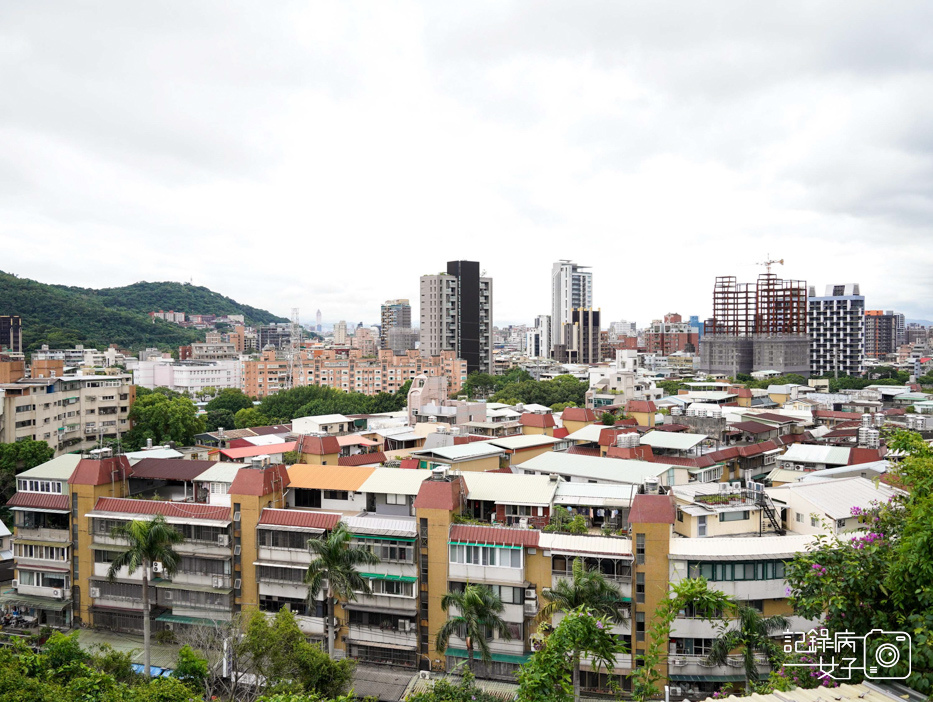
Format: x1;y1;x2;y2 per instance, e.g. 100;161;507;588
334;320;348;345
551;260;592;356
808;284;865;376
534;314;552;355
419;261;493;375
609;320;637;339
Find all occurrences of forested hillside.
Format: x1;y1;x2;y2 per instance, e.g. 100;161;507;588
0;271;285;353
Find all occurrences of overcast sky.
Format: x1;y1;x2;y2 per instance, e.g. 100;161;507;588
2;2;932;327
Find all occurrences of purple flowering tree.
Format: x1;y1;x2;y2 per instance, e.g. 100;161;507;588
784;429;933;694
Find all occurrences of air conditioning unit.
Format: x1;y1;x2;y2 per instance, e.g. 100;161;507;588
234;578;242;590
519;518;529;528
212;576;224;588
151;561;163;574
217;534;230;546
164;622;174;632
419;671;431;680
399;618;410;632
10;579;17;589
52;588;63;599
670;686;684;696
524;588;537;600
731;482;741;489
89;587;101;598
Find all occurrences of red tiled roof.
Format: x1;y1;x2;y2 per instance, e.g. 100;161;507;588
296;435;340;455
615;417;638;426
606;445;655;461
250;424;292;436
399;458;420;470
598;427;638;446
520;413;555;428
413;475;465;510
628;494;675;525
567;446;601;457
338;452;387;467
229;464;291;496
561;408;597;422
217;441;297;460
626;400;657;414
824;429;859;438
884;408;906;416
131;458;216;482
849;447;884;465
6;492;69;510
752;412;798;424
655;455;716;468
552;427;569;439
93;497;230;521
654;423;690;433
730;421;776;434
258;508;341;530
706;447;740;462
449;524;540;548
69;457;133;486
454;435;492;445
814;410;857;419
737;444;765;458
733;387;753;398
758;440;780;452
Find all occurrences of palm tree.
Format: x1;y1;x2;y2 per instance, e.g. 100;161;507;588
435;583;512;672
705;604;789;694
539;557;629;702
107;514;184;677
305;522;380;657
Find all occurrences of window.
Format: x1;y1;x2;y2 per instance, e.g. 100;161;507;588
385;494;407;506
687;560;787;581
795;512;803;523
635;572;645;604
366;578;415;598
836;518;847;529
719;510;750;522
324;490;349;501
698;515;707;537
676;510;683;523
635;612;645;641
635;534;645;564
353;537;415;563
811;515;819;527
448;544;522;568
505;505;535;517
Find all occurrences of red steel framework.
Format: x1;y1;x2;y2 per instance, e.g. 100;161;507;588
704;273;807;336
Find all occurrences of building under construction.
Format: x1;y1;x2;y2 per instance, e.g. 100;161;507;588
699;273;810;377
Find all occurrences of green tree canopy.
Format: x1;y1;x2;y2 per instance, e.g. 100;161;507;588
125;392;205;449
0;439;54;510
207;388;255;414
435;583;512;672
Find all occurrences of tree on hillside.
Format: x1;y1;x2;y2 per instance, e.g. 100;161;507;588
0;439;55;506
435;583;512;673
206;388;254;414
785;428;933;694
108;515;184;677
204;409;236;433
235;407;272;429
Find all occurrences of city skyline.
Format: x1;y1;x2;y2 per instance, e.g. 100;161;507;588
1;4;932;325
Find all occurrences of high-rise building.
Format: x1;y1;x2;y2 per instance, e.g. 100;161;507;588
808;284;865;376
699;272;810;377
419;261;493;375
380;299;412;350
609;320;636;339
0;315;22;353
551;261;592;357
257;323;292;350
315;309;322;333
333;320;348;345
386;327;418;354
865;310;897;359
646;313;699;356
554;308;601;364
893;312;906;348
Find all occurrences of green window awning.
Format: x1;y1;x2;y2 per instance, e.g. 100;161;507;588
352;535;416;542
360;573;417;583
0;592;71;611
445;647;530;665
669;674;746;682
155;613;227;627
449;542;523;549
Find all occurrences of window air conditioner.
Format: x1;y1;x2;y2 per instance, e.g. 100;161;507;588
217;534;230;546
52;589;63;599
10;580;17;589
151;561;163;574
89;587;100;598
212;576;223;588
399;618;409;632
524;588;537;600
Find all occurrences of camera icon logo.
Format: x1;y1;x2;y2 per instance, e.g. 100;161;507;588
863;629;911;680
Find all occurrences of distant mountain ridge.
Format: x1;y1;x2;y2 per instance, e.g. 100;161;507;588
0;271;287;353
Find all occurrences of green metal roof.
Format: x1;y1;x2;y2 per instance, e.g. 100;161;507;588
0;591;71;611
445;647;530;665
155;613;226;627
360;572;418;583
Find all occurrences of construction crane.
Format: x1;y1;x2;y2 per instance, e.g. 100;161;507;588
757;255;784;275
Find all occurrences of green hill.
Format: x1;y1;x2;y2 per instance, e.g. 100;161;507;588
0;271;288;353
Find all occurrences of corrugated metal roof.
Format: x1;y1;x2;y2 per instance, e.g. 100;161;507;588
702;682;904;702
131;458;217;482
640;431;708;450
768;476;902;520
487;435;560;451
462;472;558;506
342;514;418;538
258;508;341;530
553;482;638;507
780;444;851;465
668;533;817;560
7;492;70;511
563;424;605;443
338;452;387;467
538;532;632;557
358;468;432;495
194;462;245;483
15;454;82;481
519;452;681;485
409;443;504;461
91;497;231;522
287;464;375;490
124;448;185;461
218;441;296;459
448;524;540;547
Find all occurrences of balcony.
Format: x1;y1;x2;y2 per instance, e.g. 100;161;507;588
15;528;70;543
667;653;770;677
347;623;418;648
448;562;525;585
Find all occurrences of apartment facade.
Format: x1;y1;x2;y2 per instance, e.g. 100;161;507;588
865;310;897;360
0;315;23;353
0;363;134;455
380;299;412;350
134;360;242;394
551;260;593;358
243;348;467;398
808;284;865;376
554;308;601;364
420;261;493;375
645;313;700;356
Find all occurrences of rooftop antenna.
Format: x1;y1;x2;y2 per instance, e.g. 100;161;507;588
756;254;784;275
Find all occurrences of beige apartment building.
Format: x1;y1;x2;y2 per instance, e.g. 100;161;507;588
0;361;134;455
242;348;467;398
